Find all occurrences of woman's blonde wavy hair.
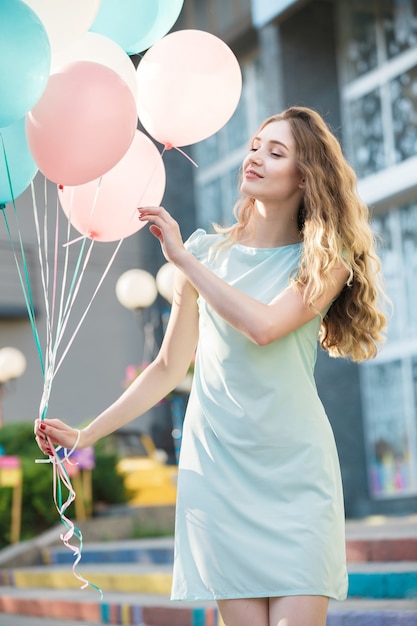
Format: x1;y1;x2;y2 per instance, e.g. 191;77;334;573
214;106;387;362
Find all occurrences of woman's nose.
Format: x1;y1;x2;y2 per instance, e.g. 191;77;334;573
249;151;262;164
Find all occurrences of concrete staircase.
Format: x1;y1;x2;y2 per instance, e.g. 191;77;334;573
0;515;416;625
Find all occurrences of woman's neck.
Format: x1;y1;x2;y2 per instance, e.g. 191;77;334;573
238;211;302;249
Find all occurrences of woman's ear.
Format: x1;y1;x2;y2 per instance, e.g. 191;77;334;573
299;178;306;190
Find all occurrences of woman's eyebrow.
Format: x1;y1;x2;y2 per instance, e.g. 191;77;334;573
252;137;289;151
269;139;289;151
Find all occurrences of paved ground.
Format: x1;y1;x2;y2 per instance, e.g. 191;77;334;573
1;599;417;626
0;617;101;626
0;514;416;625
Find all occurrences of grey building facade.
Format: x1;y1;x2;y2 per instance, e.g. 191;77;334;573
1;0;416;518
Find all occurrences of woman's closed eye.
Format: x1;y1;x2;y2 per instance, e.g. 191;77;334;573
249;147;282;157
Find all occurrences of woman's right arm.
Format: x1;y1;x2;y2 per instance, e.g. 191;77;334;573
34;268;199;453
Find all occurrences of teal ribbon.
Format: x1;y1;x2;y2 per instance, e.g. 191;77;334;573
0;134;44;374
1;138;102;599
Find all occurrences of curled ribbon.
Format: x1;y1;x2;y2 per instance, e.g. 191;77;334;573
35;431;103;599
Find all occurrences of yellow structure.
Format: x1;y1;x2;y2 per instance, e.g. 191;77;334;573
0;456;22;543
116;434;177;506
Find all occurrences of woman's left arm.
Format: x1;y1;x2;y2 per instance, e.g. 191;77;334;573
139;206;349;346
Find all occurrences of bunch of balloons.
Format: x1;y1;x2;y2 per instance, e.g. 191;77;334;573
0;2;242;590
0;0;242;242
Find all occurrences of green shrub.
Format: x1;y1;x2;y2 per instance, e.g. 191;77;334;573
0;422;127;549
92;438;128;506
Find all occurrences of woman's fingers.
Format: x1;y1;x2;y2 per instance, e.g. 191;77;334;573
34;433;52;455
138;206;178;228
138;206;185;264
34;418;78;452
149;224;163;242
138;205;166;221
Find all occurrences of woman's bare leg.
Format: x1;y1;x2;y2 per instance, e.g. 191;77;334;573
217;598;269;626
269;595;329;626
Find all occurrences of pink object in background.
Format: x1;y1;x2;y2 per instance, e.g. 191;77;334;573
0;455;20;469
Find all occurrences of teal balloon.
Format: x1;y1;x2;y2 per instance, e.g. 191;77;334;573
0;0;51;128
90;0;184;54
0;118;38;204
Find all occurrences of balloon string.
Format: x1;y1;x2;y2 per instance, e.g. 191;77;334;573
173;146;199;167
48;211;90;378
31;182;54;382
33;181;78;423
51;139;174;380
0;138;44;374
26;180;109;598
51;186;100;361
56;190;74;346
38;239;88;420
37;442;103;598
50;237;90;359
60;177;103;248
62;234;89;247
162;143;199;168
53;238;124;379
0;167;100;595
30;186;106;597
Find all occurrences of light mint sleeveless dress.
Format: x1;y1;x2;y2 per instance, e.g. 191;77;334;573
171;229;348;602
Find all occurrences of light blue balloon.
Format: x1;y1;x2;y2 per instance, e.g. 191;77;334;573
90;0;184;54
0;117;38;204
0;0;51;129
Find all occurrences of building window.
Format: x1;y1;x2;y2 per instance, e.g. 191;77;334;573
360;358;416;498
338;0;417;177
360;202;417;498
181;0;252;38
384;0;417;59
390;66;417;162
341;1;378;81
338;2;417;499
192;54;267;230
347;90;384;178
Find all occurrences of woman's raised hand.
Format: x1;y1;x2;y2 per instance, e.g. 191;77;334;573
138;206;187;266
34;418;83;456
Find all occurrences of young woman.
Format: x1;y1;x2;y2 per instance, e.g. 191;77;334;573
35;106;386;626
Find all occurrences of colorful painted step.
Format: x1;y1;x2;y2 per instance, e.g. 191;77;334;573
1;561;417;600
43;537;174;566
0;589;416;625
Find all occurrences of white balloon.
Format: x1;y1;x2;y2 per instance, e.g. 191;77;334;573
23;0;102;56
52;32;137;98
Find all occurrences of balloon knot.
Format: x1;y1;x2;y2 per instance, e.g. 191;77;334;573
0;204;5;211
58;184;64;191
164;143;173;150
88;231;98;240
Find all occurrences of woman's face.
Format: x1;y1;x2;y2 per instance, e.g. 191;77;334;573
241;120;304;208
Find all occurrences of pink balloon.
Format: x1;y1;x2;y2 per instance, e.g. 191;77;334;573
26;61;138;185
58;130;166;242
136;30;242;147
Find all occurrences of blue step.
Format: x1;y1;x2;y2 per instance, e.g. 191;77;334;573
42;539;417;600
348;562;417;600
44;537;174;566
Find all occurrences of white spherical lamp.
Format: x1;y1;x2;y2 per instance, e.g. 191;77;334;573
156;263;176;303
115;269;158;310
0;347;27;383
